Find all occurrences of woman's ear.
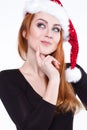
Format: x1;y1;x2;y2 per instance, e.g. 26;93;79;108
22;30;28;39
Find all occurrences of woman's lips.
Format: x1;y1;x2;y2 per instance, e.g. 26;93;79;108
41;41;52;46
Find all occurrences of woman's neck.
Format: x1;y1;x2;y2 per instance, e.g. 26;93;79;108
20;49;45;78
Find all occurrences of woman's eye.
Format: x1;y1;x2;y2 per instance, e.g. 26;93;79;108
52;27;61;33
37;23;46;29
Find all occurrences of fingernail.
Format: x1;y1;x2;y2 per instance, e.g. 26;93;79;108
56;61;60;65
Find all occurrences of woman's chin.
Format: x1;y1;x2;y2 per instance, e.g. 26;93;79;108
40;51;55;57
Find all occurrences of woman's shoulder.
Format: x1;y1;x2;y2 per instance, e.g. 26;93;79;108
0;69;18;96
0;69;19;82
0;68;17;75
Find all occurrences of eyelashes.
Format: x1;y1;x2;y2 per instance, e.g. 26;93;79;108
52;27;61;32
36;22;61;33
37;23;46;29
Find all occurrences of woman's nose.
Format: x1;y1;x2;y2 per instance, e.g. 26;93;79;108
45;28;53;39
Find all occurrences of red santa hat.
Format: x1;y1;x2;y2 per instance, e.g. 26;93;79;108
23;0;82;83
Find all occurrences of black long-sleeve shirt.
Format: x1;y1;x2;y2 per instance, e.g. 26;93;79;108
0;64;87;130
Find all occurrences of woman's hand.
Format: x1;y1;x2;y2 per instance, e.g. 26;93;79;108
36;47;60;80
36;47;60;105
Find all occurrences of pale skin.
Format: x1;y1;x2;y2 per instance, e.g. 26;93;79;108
19;12;62;105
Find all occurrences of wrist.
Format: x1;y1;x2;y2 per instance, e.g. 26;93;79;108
49;75;60;83
48;77;60;88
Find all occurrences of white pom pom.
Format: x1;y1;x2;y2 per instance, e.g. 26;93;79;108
65;67;82;83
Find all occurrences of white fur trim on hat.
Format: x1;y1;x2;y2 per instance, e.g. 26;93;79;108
65;67;82;83
23;0;69;41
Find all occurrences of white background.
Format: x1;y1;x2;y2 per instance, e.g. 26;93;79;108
0;0;87;130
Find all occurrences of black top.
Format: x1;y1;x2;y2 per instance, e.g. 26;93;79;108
0;64;87;130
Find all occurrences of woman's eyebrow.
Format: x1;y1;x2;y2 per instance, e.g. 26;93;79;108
36;18;48;24
53;24;61;27
36;18;61;27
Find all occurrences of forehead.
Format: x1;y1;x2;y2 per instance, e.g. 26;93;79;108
33;12;60;24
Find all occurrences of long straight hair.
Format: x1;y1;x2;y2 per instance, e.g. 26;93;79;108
18;13;34;60
52;31;81;113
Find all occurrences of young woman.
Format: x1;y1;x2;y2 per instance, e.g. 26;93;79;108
0;0;87;130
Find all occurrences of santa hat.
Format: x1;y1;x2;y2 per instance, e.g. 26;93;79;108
23;0;82;83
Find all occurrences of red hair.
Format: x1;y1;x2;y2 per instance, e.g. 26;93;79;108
52;31;81;113
18;13;34;60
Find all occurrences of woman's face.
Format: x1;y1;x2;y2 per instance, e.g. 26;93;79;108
26;12;62;55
